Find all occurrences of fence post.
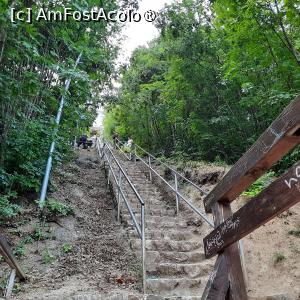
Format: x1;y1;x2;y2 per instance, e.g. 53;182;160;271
117;169;122;222
134;145;137;164
174;172;179;214
148;155;152;181
141;204;146;294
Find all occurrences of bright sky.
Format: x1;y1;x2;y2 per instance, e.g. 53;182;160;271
118;0;174;63
93;0;174;128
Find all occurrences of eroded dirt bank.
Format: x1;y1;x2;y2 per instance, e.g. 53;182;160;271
0;149;141;299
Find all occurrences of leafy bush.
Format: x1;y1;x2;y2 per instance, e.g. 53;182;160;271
0;193;21;223
45;199;74;218
242;172;275;197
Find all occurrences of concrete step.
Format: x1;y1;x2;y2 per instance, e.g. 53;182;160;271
131;239;203;252
147;261;214;279
146;277;207;296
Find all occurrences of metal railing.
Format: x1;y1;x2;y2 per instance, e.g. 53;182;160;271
116;139;214;228
0;235;26;298
114;139;248;283
96;140;146;292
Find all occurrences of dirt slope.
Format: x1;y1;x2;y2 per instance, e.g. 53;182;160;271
0;149;141;299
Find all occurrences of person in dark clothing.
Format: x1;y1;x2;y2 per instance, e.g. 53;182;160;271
112;132;119;149
77;135;88;149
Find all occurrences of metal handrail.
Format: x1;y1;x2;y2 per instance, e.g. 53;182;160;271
133;143;208;195
135;152;214;227
114;139;132;161
96;140;146;292
116;139;213;227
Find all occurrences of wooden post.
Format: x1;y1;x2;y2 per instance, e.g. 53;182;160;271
204;161;300;258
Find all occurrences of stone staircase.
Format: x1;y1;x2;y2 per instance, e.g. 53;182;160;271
107;149;215;299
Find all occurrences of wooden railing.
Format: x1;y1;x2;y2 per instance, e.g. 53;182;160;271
0;235;26;298
201;94;300;300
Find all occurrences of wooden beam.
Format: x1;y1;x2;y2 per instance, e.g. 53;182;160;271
201;254;229;300
204;94;300;212
216;203;248;300
0;235;26;280
204;161;300;258
203;203;248;300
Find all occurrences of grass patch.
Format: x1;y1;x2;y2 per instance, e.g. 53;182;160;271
273;252;286;264
288;228;300;237
42;248;55;264
61;243;73;254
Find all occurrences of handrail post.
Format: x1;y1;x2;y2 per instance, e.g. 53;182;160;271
174;172;179;214
134;144;137;164
141;204;146;294
117;169;122;222
148;155;152;181
107;151;111;187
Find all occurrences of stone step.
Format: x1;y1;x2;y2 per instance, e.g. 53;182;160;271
147;262;214;279
146;297;203;300
143;250;206;264
125;220;188;230
146;277;207;297
127;229;196;241
131;239;203;252
124;208;176;217
120;202;170;212
122;214;185;225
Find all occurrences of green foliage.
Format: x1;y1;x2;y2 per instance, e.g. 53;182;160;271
105;0;300;171
21;235;35;245
0;0;135;209
289;228;300;237
242;172;275;197
45;199;74;218
273;252;286;264
61;243;73;254
13;244;26;258
103;110;118;140
32;225;48;241
42;248;55;264
0;192;21;223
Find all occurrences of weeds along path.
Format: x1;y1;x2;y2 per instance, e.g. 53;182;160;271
1;149;141;299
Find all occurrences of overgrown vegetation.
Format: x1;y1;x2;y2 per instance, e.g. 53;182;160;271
0;0;138;221
105;0;300;172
